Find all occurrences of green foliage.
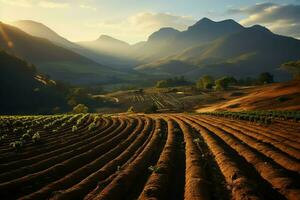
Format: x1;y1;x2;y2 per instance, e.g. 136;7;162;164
22;133;31;141
76;114;89;125
148;165;161;174
193;138;201;144
73;104;89;114
215;76;237;90
196;75;214;90
258;72;274;84
88;122;96;131
127;106;135;113
0;134;8;141
72;125;78;133
32;132;41;143
10;141;23;151
156;76;190;88
281;60;300;80
200;110;300;123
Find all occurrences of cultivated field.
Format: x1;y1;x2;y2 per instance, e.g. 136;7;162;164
0;113;299;200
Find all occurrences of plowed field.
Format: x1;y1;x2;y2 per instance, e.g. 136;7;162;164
0;114;299;200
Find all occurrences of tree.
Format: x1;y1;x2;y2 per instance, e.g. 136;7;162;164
156;80;168;88
281;60;300;80
196;75;214;89
215;76;237;90
73;104;88;114
258;72;274;84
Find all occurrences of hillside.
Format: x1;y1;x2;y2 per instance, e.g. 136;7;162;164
131;18;244;63
135;19;300;81
12;20;139;69
0;50;68;114
78;35;130;56
197;81;300;112
0;22;134;85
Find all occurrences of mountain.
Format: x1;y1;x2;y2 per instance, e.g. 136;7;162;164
78;35;130;56
0;22;133;85
11;20;77;49
12;20;138;69
177;18;244;47
136;20;300;81
131;18;244;62
77;35;139;68
130;27;181;62
0;50;68;114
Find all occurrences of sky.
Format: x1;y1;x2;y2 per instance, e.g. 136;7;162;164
0;0;299;44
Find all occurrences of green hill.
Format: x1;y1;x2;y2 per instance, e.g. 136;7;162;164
0;50;68;114
0;22;134;85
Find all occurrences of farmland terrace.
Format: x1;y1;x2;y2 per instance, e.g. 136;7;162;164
0;113;299;200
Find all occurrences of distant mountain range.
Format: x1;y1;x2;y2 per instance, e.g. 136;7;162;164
132;18;300;81
4;18;300;83
0;22;139;85
11;20;139;69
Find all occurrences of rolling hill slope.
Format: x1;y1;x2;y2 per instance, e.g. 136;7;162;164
0;22;133;85
12;20;139;69
0;50;68;114
136;20;300;81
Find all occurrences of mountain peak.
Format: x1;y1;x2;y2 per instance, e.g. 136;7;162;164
148;27;180;41
188;17;243;32
96;35;129;46
97;35;114;40
249;25;271;33
196;17;214;25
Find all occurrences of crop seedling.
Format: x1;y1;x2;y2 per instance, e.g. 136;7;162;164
117;165;121;172
22;133;31;141
32;132;41;143
88;122;96;131
10;141;23;151
193;138;201;144
148;165;161;174
0;134;8;141
72;125;78;133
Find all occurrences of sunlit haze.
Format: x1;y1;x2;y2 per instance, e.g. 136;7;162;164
0;0;299;43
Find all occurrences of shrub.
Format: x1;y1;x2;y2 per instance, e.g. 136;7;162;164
215;76;237;90
73;104;89;114
196;75;214;90
258;72;274;84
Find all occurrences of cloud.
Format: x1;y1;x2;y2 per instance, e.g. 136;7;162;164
79;4;96;11
38;1;69;8
0;0;33;7
1;0;69;8
129;12;196;31
228;3;300;39
85;12;196;43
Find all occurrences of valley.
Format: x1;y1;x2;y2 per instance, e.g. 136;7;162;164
0;2;300;199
